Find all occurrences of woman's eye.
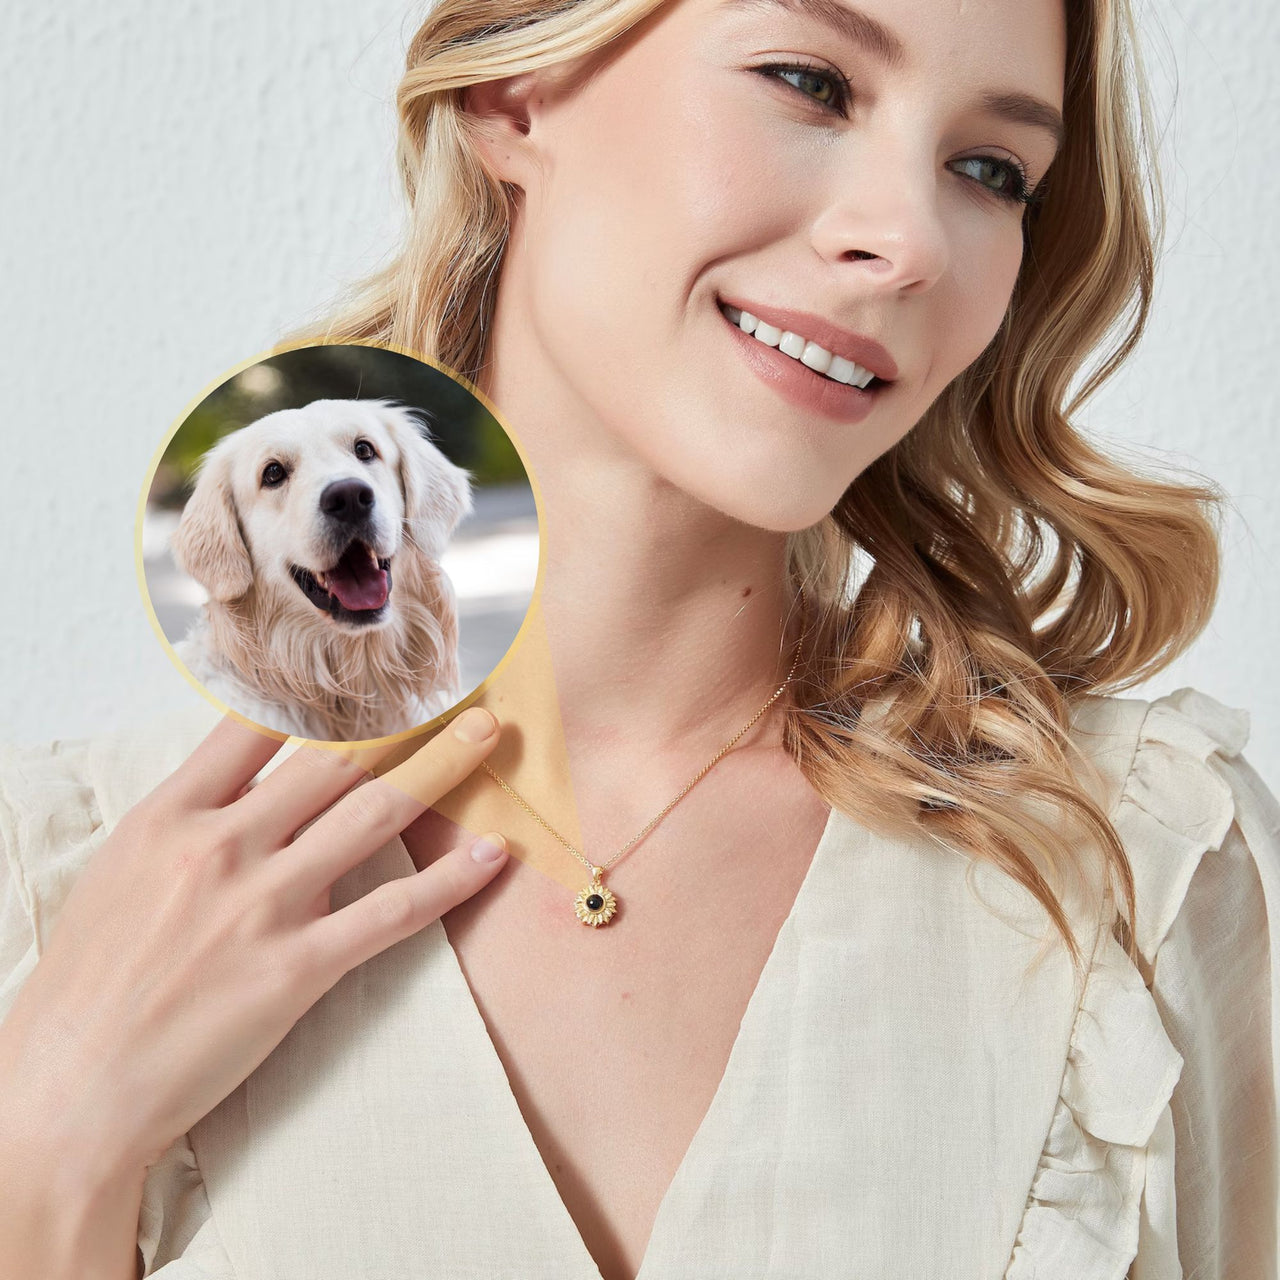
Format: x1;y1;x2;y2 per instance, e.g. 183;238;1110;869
354;439;377;462
261;461;287;488
758;61;851;115
951;155;1035;207
758;62;1040;210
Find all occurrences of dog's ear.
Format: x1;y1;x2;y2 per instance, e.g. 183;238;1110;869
379;404;475;560
170;439;254;601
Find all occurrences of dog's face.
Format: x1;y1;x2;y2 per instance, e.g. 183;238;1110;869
171;398;473;631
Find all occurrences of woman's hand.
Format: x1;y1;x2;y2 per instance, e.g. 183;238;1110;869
0;705;509;1182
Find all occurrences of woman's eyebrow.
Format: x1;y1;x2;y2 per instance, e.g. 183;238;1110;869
722;0;907;69
721;0;1066;152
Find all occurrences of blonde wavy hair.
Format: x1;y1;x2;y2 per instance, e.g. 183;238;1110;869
283;0;1224;973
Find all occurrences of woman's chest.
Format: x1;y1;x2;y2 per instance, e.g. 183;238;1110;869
189;808;1090;1280
435;825;823;1280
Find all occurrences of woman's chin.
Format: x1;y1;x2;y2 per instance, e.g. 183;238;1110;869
676;473;843;534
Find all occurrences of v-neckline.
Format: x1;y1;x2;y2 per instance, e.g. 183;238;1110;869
404;801;842;1280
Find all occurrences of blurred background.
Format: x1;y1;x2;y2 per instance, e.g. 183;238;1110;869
142;344;538;695
2;2;1279;784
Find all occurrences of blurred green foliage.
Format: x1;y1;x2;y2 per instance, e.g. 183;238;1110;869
151;345;527;508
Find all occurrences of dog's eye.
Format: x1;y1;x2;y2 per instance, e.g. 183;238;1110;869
354;439;377;462
261;461;287;488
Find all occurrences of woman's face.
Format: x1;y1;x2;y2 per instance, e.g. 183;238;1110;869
481;0;1066;531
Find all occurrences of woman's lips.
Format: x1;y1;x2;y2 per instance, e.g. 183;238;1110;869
717;301;889;424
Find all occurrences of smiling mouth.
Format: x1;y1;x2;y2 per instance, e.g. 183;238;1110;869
716;300;889;391
289;540;392;626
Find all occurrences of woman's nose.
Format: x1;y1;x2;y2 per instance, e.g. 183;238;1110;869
809;148;950;295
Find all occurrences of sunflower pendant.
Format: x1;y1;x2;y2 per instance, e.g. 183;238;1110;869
574;866;618;927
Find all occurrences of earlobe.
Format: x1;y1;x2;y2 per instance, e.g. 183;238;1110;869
170;446;254;602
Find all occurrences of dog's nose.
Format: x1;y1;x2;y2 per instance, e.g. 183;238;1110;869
320;479;375;524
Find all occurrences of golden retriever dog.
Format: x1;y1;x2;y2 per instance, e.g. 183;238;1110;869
169;398;473;741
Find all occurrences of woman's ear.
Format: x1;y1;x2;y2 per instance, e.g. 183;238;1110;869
170;440;253;601
462;73;545;189
380;405;475;561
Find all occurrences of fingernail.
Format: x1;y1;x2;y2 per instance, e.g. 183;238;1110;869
471;832;508;863
453;707;497;743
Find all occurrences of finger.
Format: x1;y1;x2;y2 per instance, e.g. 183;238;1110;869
277;706;501;894
303;829;509;981
233;738;403;845
155;717;286;811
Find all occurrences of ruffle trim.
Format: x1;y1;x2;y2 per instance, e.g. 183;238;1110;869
1111;687;1249;965
0;704;226;955
1004;686;1250;1279
0;737;104;954
1004;928;1183;1277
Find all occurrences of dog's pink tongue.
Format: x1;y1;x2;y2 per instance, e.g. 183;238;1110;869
326;545;389;612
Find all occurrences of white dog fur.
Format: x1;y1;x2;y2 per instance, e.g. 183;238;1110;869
170;397;473;741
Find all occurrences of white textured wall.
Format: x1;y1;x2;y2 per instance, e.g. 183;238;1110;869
2;2;1278;785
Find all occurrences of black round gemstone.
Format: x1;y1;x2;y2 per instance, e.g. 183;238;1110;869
586;894;604;911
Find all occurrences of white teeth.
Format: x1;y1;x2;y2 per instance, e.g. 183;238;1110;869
721;302;877;389
828;354;857;383
800;341;832;375
778;330;806;359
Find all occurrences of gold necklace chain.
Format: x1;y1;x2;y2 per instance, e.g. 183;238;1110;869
478;591;810;928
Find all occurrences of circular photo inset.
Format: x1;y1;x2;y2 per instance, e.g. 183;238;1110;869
140;342;540;744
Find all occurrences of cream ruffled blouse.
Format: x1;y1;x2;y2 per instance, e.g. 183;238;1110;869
0;687;1276;1278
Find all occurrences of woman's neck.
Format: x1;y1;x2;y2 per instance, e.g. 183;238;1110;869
499;448;798;748
471;288;803;816
472;565;801;887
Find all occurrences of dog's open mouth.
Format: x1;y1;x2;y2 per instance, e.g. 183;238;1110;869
290;541;392;625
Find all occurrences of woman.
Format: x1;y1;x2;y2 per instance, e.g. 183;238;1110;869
1;0;1276;1276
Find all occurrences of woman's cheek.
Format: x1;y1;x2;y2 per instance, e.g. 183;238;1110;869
938;224;1027;377
521;137;654;378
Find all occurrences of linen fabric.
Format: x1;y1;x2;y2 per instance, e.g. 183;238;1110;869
0;686;1275;1278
